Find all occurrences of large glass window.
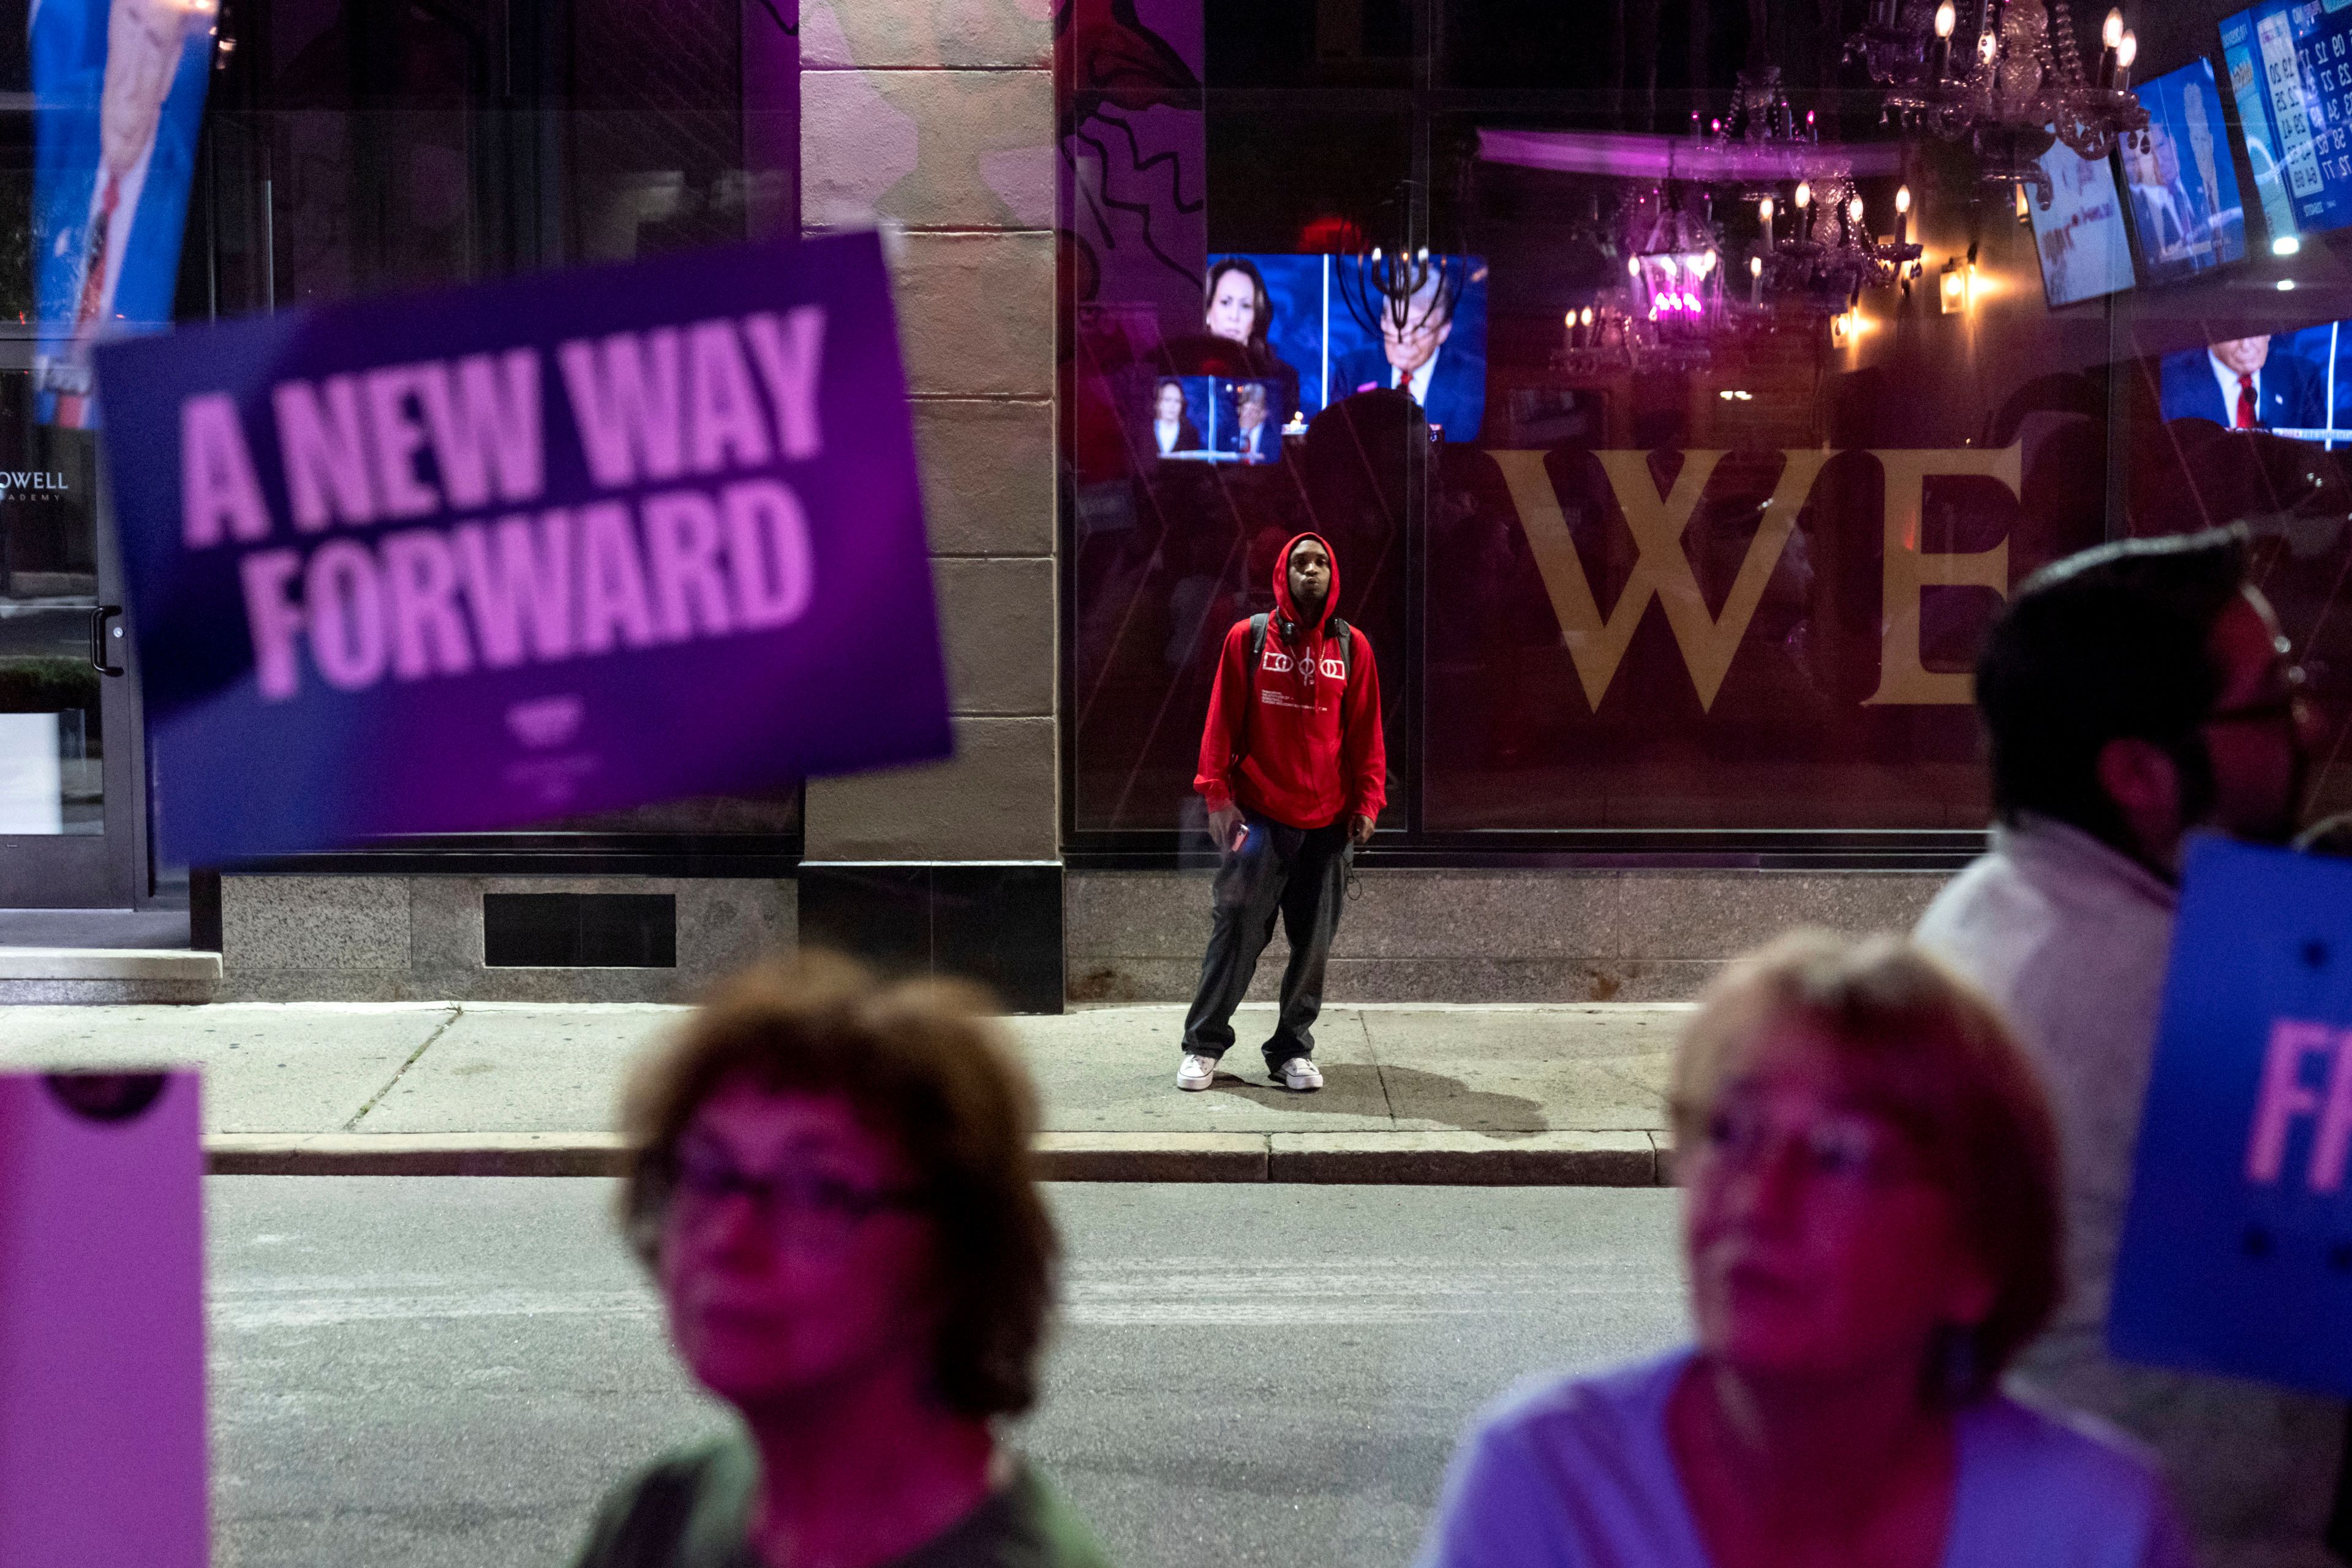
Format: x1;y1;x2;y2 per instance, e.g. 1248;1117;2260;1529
167;0;802;851
1060;0;2352;848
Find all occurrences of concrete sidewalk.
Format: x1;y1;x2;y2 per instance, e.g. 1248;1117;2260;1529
0;1001;1687;1184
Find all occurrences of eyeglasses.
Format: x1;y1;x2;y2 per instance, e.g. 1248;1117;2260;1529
1692;1104;1926;1190
2206;658;2311;728
669;1147;927;1250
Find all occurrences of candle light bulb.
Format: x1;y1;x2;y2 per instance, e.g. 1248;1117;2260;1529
2016;181;2031;220
1979;26;1998;63
1795;181;1812;209
1849;194;1866;223
1934;1;1956;39
1759;195;1776;222
1628;255;1642;278
1581;306;1594;326
1660;255;1679;278
2117;31;2136;69
1749;255;1763;277
1896;184;1912;214
2102;9;2124;48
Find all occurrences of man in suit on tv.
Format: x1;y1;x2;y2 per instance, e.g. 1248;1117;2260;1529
2159;334;2327;434
1335;274;1485;442
1225;382;1279;463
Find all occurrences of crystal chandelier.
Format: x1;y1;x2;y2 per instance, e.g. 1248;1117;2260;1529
1750;175;1924;311
1849;0;2150;207
1556;184;1727;376
1700;69;1924;312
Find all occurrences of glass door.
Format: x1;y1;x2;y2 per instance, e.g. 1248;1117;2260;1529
0;410;144;907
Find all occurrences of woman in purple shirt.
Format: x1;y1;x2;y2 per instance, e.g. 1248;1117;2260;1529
1420;932;2192;1568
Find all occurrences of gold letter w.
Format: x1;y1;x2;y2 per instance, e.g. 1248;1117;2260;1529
1493;448;1833;712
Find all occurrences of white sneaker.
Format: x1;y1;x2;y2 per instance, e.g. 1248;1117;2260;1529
1272;1056;1324;1091
1177;1054;1218;1091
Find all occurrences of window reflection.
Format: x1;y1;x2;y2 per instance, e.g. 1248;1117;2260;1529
1061;13;2352;843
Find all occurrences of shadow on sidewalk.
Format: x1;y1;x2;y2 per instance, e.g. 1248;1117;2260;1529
1203;1063;1549;1136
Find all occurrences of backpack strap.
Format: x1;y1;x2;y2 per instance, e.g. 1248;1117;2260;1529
1251;611;1350;684
1231;612;1272;772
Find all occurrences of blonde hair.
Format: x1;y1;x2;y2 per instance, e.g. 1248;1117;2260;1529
1673;930;2063;1403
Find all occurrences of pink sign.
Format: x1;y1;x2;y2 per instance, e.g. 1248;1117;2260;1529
0;1071;207;1567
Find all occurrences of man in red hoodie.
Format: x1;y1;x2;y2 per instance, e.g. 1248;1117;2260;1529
1180;532;1386;1092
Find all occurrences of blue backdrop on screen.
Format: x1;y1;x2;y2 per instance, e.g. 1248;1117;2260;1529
2162;318;2352;437
1216;254;1490;443
94;232;952;865
2109;838;2352;1397
2124;59;2247;284
2222;1;2352;238
31;0;216;429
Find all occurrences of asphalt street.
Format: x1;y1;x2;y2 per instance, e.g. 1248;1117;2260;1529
207;1178;1687;1567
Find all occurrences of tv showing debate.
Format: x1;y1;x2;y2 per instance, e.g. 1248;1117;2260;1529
2122;59;2247;284
1205;253;1490;445
2158;318;2352;442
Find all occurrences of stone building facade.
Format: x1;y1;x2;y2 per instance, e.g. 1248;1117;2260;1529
37;1;2336;1009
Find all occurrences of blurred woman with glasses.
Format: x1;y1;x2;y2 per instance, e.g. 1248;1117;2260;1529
570;953;1110;1568
1418;930;2191;1568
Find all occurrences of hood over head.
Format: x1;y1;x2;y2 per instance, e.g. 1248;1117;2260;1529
1271;530;1340;638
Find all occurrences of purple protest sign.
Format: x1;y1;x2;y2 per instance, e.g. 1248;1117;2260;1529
96;232;949;863
0;1071;207;1567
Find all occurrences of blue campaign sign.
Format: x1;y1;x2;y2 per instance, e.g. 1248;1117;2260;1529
2109;836;2352;1396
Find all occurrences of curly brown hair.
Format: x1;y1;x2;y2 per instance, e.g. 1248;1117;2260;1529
618;951;1057;1419
1672;930;2064;1406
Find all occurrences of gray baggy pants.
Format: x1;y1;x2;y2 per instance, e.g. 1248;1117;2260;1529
1180;810;1352;1071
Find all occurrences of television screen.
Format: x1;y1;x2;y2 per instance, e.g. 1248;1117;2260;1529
2124;59;2248;282
2220;2;2352;237
2027;139;2137;306
2222;12;2304;239
1134;374;1287;465
1210;253;1491;443
2158;324;2350;442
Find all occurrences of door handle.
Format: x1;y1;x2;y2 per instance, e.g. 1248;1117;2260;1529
89;605;124;677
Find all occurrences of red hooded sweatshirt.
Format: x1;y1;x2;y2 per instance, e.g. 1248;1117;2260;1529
1194;531;1387;830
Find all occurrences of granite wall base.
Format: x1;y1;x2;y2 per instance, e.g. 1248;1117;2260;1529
216;867;1948;1008
219;875;795;1002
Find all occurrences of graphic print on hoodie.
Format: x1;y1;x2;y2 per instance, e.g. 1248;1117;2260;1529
1193;530;1387;831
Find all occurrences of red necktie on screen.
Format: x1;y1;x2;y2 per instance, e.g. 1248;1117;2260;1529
2237;373;2258;430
